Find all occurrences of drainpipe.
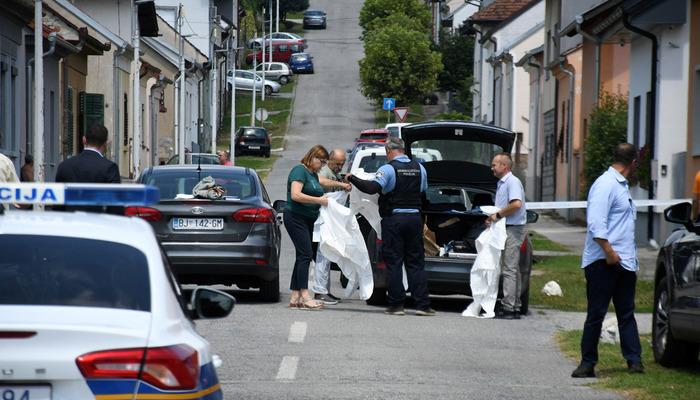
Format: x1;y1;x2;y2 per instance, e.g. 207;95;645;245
528;58;542;200
575;16;601;104
623;13;658;244
559;58;575;220
487;37;498;124
113;46;126;164
469;25;485;120
132;0;142;178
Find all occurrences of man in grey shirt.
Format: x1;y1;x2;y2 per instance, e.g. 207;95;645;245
486;153;527;319
313;149;347;304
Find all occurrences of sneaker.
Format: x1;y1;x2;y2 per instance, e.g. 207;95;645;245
627;362;644;374
384;306;405;315
415;308;436;316
571;363;596;378
314;293;338;305
496;311;516;320
327;293;342;302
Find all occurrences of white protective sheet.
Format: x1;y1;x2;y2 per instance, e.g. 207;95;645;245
462;205;506;318
317;199;374;300
348;170;382;239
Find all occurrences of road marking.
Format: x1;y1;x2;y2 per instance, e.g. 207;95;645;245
276;356;299;380
288;321;307;343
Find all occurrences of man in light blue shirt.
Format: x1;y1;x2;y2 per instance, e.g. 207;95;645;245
486;152;527;319
572;143;644;378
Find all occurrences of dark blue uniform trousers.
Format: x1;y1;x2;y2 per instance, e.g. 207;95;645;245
581;259;642;366
381;214;431;310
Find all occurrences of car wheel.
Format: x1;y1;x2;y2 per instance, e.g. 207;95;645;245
264;150;271;158
264;85;272;96
366;288;387;306
279;75;289;84
652;276;699;366
339;272;348;288
259;275;280;302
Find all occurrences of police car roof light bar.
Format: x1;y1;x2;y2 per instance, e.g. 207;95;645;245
0;183;160;206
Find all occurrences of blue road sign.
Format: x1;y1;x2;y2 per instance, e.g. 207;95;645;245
382;98;396;111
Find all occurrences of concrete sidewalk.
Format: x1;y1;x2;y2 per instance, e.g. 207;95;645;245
530;213;657;280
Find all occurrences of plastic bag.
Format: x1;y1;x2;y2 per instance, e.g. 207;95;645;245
192;176;226;199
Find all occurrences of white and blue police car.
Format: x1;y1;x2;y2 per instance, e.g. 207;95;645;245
0;183;233;400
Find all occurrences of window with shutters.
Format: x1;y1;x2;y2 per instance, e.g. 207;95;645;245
63;87;74;157
0;55;18;156
78;92;105;152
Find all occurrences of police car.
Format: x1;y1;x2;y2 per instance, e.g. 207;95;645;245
0;183;234;400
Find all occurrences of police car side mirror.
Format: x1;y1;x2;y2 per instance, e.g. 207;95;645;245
526;210;539;224
664;202;693;231
273;200;286;213
190;287;235;320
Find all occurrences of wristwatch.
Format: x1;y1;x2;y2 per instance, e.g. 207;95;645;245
495;212;501;219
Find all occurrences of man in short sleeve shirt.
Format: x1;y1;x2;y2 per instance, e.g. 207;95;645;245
486;153;527;319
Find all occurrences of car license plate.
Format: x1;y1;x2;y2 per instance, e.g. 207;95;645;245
1;386;51;400
172;218;224;231
249;146;260;150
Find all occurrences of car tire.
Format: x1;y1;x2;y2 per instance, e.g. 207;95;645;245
652;276;699;366
366;288;387;306
339;272;348;289
279;75;289;84
264;85;273;96
259;275;280;302
264;150;271;158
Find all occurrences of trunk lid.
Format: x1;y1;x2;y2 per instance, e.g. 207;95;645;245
402;121;516;187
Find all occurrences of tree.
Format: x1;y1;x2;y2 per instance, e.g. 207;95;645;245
279;0;309;22
365;12;430;36
437;34;474;92
359;0;431;37
583;92;629;196
359;24;443;104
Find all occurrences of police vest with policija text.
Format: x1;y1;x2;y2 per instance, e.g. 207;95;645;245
378;159;422;217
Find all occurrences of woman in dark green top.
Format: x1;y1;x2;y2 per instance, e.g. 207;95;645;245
285;144;346;310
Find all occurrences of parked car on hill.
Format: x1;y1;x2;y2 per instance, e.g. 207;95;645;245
303;10;327;29
249;62;293;84
166;153;219;165
289;53;314;74
246;41;305;64
384;122;411;138
227;70;281;96
249;32;306;49
235;126;271;157
356;128;389;144
652;202;700;366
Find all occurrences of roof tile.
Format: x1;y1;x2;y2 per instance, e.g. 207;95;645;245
470;0;535;22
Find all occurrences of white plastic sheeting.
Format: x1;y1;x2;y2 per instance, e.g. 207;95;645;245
316;197;374;300
462;206;506;319
348;170;382;239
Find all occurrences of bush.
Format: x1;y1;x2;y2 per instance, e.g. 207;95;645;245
359;0;431;38
434;111;470;121
583;92;628;197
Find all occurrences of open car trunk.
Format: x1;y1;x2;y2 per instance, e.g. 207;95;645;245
421;185;494;259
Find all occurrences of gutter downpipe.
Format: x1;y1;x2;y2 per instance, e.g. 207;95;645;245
469;24;485;121
575;18;601;105
623;13;658;244
33;0;46;183
559;58;575;220
487;37;498;124
527;58;542;200
132;0;142;178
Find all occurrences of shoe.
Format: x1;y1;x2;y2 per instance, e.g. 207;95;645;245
627;362;645;374
415;308;436;316
327;292;341;302
298;297;323;310
513;310;521;320
314;293;338;305
571;363;596;378
384;306;405;315
496;311;516;320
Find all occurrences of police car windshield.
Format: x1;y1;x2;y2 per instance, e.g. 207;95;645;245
0;235;150;311
143;170;257;200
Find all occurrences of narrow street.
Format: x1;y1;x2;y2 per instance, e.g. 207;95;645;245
196;1;625;398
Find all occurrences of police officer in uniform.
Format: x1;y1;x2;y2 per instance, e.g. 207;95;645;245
347;137;434;316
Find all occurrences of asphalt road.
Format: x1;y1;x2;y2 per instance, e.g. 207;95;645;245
196;1;626;398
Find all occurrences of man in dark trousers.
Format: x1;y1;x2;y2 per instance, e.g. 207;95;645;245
572;143;643;378
55;123;121;213
346;137;434;316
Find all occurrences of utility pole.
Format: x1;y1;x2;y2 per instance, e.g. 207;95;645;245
33;0;44;183
229;37;237;166
251;29;257;127
276;0;279;33
210;5;218;156
268;0;273;64
177;3;186;165
261;3;266;102
132;0;143;177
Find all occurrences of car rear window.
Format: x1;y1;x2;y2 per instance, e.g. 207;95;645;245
358;154;387;173
305;11;324;16
242;128;267;137
361;133;387;140
410;139;503;166
0;235;150;311
292;54;309;62
144;170;257;200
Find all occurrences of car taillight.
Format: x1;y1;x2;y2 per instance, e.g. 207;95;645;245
233;208;274;223
125;206;162;222
76;345;199;390
520;239;528;254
